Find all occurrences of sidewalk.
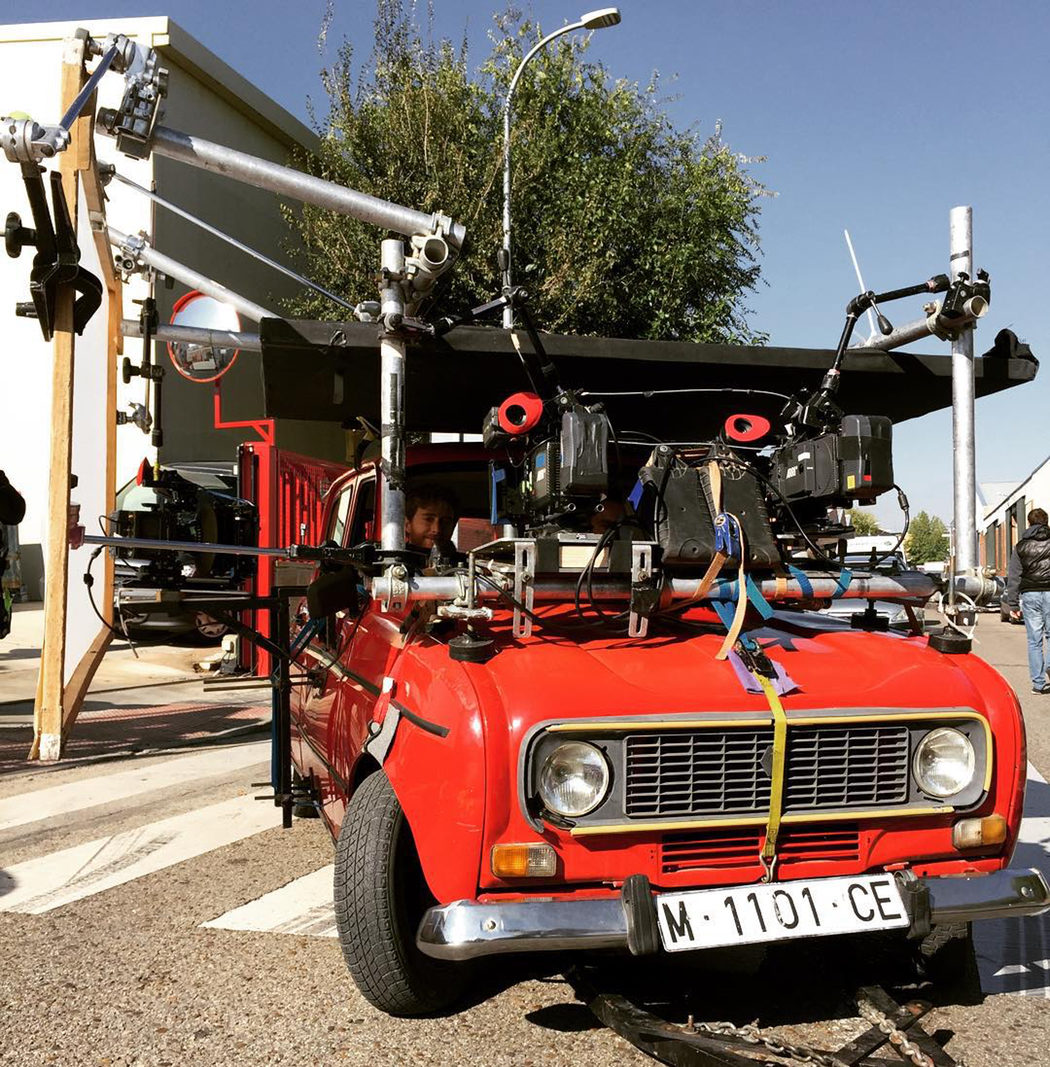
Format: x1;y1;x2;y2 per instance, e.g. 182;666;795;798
0;604;269;776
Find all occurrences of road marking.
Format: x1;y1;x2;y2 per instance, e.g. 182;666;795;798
202;865;337;938
974;761;1050;997
0;740;270;833
0;792;277;914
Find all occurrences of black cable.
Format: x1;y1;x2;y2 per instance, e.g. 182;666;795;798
579;388;793;402
475;571;624;634
869;485;911;570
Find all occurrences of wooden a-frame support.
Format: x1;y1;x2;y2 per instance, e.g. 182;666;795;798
30;32;122;761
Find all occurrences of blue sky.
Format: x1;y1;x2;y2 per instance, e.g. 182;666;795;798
15;1;1050;527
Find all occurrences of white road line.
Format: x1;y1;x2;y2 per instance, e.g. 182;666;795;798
0;740;270;833
202;865;337;938
0;792;278;914
974;761;1050;997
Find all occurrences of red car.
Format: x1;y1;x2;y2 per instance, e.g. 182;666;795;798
290;442;1046;1017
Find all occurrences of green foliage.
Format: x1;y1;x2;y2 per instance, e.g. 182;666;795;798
904;511;949;566
283;1;768;342
847;509;880;536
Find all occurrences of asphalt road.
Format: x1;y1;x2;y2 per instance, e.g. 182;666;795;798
2;614;1050;1067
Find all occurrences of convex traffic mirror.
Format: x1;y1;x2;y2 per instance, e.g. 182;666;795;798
166;290;241;383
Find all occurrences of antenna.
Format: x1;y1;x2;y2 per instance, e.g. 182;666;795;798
844;229;878;341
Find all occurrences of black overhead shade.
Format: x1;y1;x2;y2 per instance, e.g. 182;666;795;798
259;320;1038;439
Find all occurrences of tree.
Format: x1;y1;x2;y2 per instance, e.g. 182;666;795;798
847;510;880;536
283;1;768;343
904;511;949;566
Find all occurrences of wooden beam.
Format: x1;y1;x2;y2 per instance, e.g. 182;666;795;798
32;34;89;763
48;35;128;746
62;626;114;737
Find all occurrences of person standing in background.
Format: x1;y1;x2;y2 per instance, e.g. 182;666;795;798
1005;506;1050;694
0;469;26;640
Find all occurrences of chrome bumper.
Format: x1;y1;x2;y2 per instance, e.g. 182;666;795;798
417;867;1050;961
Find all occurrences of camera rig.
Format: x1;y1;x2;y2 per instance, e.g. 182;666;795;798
2;28;996;661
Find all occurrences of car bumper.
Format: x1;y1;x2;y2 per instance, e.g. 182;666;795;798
417;867;1050;961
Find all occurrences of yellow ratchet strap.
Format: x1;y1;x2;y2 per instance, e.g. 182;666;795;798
755;671;787;881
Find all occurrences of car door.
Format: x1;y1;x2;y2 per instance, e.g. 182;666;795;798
292;475;359;811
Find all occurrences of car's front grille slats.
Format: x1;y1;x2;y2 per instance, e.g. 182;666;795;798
625;724;910;819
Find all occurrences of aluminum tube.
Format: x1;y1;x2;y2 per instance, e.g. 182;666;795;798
112;171;353;310
849;315;934;351
379;239;406;552
370;571;938;603
951;206;977;573
121;320;262;351
82;534;286;557
142;125;465;249
108;226;274;323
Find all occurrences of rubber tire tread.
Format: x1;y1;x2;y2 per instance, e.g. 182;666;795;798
333;770;466;1016
920;921;981;1003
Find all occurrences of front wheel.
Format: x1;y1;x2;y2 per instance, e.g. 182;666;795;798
334;771;469;1016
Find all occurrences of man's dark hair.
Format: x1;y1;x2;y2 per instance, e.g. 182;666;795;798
1029;507;1048;526
405;482;459;520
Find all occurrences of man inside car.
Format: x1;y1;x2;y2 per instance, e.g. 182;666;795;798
404;483;459;558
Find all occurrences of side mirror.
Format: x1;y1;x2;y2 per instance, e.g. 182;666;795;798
166;290;242;383
307;566;360;619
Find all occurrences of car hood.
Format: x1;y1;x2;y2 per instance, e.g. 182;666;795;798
476;611;992;725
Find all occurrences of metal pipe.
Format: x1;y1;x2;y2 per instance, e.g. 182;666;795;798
60;43;118;130
83;534;287;557
121;320;262;351
371;571;938;604
379;238;407;553
849;315;935;351
111;171;354;310
108;226;274;323
951;206;977;573
129;125;465;249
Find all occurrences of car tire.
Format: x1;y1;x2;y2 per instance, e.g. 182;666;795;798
193;612;228;642
334;771;469;1016
919;922;981;1003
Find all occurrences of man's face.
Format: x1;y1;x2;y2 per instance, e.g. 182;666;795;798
405;500;455;550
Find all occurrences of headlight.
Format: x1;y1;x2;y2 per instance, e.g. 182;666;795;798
913;727;975;798
537;741;610;817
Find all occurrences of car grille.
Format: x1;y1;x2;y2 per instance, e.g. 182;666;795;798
660;824;861;874
624;724;910;820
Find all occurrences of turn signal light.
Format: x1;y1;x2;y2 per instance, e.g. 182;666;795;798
952;814;1008;850
490;842;557;879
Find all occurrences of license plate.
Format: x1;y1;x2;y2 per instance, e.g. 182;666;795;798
656;874;909;953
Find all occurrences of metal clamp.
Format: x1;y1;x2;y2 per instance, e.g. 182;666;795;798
628;543;654;638
382;563;410;613
0;117;69;164
513;540;536;638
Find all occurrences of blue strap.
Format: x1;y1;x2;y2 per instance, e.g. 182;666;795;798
832;568;853;597
712;599;736;630
745;574;774;620
628;478;644;510
787;565;813;598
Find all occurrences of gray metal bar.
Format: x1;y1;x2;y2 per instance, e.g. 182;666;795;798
849;315;934;352
83;534;287;557
951;206;977;573
60;43;118;130
371;571;938;604
111;171;354;310
379;238;407;553
108;226;274;323
137;124;465;249
121;319;262;351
